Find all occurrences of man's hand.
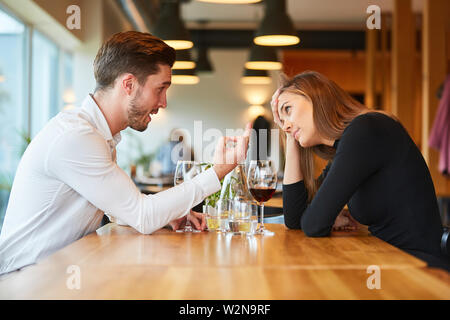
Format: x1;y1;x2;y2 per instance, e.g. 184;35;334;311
332;209;359;231
213;123;252;180
168;210;206;231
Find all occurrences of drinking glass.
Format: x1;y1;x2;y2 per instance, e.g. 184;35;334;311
215;198;231;233
247;160;277;236
174;160;202;233
229;200;258;236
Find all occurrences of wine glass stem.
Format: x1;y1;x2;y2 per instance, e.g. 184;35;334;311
260;202;265;230
185;213;192;230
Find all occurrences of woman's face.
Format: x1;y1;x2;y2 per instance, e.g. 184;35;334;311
277;90;321;147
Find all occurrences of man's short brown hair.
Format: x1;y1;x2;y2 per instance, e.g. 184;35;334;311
94;31;175;92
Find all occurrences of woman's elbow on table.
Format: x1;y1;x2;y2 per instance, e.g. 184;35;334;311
301;216;331;237
284;219;301;230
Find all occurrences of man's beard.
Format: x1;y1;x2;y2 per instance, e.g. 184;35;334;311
127;90;149;132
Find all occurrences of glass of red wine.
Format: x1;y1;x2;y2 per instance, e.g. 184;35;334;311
247;160;277;236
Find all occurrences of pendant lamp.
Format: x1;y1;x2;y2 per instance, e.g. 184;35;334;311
245;45;282;70
153;0;193;50
254;0;300;46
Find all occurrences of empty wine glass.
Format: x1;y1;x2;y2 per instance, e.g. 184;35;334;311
174;160;202;233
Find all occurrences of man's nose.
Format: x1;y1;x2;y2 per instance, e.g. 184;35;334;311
159;94;167;109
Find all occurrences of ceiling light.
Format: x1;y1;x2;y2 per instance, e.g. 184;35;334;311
153;1;193;50
254;0;300;47
247;104;267;120
172;68;200;85
173;49;196;70
241;69;271;85
245;45;282;70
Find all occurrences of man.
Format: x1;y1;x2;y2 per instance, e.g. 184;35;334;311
0;31;250;275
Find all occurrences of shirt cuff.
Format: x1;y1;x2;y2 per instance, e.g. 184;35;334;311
194;167;222;196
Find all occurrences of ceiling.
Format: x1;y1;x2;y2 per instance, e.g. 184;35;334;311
181;0;424;30
117;0;424;50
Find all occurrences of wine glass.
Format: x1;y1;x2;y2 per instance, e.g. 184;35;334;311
247;160;277;236
174;160;202;233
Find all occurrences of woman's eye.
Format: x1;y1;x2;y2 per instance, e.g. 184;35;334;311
285;106;291;113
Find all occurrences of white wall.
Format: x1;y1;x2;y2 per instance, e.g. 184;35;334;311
73;0;133;108
116;49;280;170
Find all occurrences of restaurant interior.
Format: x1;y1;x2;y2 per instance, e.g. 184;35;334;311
0;0;449;301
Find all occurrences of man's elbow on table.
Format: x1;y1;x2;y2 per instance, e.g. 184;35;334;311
134;219;160;235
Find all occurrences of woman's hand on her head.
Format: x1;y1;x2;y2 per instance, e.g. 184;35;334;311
271;88;283;129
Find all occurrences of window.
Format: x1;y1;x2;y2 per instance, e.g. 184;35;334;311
0;6;27;229
31;30;60;137
0;5;74;230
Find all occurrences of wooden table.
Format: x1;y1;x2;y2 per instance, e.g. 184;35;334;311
1;223;449;299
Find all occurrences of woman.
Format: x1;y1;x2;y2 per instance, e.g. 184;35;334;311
273;71;450;271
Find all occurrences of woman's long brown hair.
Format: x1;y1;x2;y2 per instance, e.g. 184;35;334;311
279;71;371;201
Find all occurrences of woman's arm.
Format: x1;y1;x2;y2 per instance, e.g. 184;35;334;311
299;115;387;237
282;135;307;229
283;135;303;184
282;155;330;230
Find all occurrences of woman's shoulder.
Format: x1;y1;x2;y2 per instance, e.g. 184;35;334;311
337;111;405;150
344;112;401;136
351;111;398;126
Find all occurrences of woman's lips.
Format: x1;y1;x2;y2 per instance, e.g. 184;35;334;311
293;129;300;140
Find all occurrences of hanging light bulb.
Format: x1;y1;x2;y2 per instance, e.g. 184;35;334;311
173;49;196;69
172;68;200;85
254;0;300;47
241;68;271;85
245;45;282;70
153;0;193;50
196;0;262;3
247;104;267;120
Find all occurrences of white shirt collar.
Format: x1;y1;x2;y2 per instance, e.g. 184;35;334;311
81;94;122;148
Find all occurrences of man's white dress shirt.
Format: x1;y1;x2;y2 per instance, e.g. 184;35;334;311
0;95;221;275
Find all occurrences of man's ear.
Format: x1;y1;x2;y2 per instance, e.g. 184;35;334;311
121;73;135;96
